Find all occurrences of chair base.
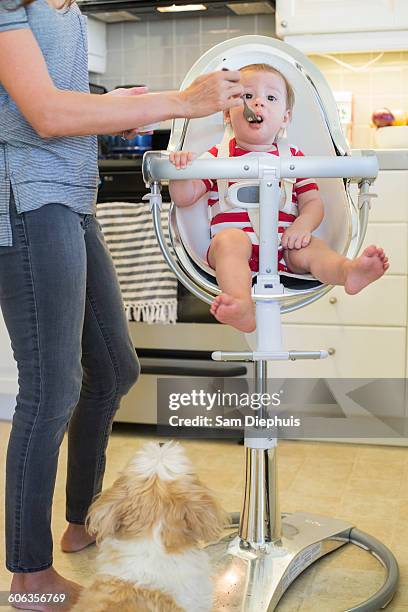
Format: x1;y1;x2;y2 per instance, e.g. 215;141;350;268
207;511;398;611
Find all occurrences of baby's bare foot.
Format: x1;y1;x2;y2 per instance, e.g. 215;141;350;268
60;524;95;553
10;567;82;611
210;293;255;332
344;245;389;295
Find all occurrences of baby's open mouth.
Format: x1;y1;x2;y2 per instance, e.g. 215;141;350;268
248;112;264;124
242;97;264;124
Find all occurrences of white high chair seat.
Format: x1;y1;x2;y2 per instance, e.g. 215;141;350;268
165;35;367;313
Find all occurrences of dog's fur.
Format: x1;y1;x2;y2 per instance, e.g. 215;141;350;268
72;442;227;612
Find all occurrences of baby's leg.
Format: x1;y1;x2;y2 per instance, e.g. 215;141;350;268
284;237;389;294
208;228;256;332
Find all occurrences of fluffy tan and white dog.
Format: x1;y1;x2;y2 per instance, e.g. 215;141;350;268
72;441;227;612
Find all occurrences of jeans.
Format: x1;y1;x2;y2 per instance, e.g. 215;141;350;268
0;195;140;572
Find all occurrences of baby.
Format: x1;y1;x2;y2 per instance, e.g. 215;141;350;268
169;63;388;333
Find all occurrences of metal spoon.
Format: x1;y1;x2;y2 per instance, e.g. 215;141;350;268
221;66;263;124
242;96;263;124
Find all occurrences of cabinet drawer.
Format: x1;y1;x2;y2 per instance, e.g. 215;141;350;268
350;171;408;223
363;224;407;275
269;325;406;377
283;275;406;326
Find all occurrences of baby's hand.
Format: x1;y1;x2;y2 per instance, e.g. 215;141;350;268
281;219;313;250
169;151;196;169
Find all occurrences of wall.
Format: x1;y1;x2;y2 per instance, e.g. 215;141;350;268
309;51;408;148
90;17;408;149
90;14;274;92
0;311;17;421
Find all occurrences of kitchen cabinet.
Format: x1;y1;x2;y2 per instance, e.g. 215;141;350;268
282;276;406;328
363;171;408;223
276;0;408;38
395;0;408;24
270;325;406;378
267;158;408;445
275;162;408;379
87;16;106;74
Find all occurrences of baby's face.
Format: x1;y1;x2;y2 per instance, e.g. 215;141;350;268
227;70;291;147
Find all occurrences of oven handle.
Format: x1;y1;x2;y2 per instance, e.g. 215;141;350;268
139;357;247;377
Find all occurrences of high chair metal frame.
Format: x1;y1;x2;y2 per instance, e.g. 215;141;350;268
142;36;399;612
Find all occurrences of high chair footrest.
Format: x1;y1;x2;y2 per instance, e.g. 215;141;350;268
212;350;328;361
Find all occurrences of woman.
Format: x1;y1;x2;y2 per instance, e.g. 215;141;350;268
0;0;243;608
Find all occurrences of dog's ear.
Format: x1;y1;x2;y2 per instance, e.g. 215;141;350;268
184;479;228;544
86;475;130;542
161;478;228;553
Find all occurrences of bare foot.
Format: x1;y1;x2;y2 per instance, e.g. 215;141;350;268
210;293;256;332
60;524;95;553
344;245;389;295
10;567;82;611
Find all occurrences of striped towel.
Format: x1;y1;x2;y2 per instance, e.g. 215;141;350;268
96;201;178;324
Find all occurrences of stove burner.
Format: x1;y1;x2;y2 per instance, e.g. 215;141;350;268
101;152;144;160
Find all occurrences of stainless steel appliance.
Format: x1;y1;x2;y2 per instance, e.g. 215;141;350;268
79;0;275;22
90;83;162;160
96;133;251;424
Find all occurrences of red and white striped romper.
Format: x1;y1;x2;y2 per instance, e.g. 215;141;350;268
202;138;319;273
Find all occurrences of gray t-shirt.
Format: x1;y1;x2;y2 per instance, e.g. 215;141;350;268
0;0;98;246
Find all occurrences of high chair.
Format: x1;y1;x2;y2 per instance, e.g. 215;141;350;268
142;35;399;611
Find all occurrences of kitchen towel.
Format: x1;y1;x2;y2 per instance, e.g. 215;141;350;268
96;201;178;324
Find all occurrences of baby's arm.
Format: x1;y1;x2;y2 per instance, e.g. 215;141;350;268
281;189;324;250
168;151;207;208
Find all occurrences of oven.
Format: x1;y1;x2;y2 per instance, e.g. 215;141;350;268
97;132;252;425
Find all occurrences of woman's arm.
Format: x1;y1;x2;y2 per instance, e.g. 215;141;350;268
0;29;243;138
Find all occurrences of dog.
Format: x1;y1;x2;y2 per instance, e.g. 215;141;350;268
72;441;227;611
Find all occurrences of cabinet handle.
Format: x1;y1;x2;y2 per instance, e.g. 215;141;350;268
280;20;288;27
329;297;337;304
327;347;336;356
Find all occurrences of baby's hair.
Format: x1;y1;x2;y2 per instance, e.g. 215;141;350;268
239;63;295;112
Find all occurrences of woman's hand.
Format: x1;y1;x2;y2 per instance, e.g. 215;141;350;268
180;71;244;119
169;151;196;169
106;86;150;138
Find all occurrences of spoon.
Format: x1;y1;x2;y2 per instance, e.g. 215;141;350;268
242;96;263;124
221;66;263;124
